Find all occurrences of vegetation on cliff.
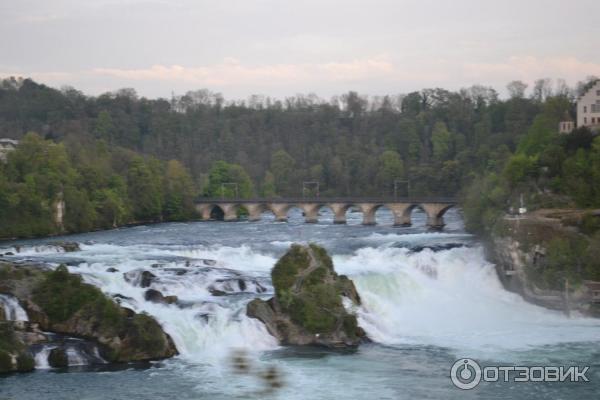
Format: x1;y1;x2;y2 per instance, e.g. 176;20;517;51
247;244;364;347
460;80;600;292
0;323;35;373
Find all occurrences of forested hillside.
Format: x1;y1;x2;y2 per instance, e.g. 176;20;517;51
0;76;599;238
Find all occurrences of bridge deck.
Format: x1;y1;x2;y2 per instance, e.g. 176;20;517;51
195;197;457;204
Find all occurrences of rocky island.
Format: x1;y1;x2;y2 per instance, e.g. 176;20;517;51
247;244;366;348
0;261;177;373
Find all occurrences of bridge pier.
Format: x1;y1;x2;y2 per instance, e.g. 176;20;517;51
194;198;456;229
221;203;238;222
245;203;264;222
196;204;212;220
421;203;453;230
358;204;379;225
299;203;321;223
329;203;348;224
386;203;414;226
269;203;291;222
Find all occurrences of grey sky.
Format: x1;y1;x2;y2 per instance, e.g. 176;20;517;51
1;0;599;99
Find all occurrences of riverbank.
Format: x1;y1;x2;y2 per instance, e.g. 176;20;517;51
485;209;600;317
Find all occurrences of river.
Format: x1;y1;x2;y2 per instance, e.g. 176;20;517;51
0;208;599;399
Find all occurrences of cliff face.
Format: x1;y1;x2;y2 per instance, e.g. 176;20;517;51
487;210;599;316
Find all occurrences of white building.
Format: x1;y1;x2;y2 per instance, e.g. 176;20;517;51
577;80;600;129
0;138;19;162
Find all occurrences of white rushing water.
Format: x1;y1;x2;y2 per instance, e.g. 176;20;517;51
0;293;29;321
2;214;599;399
8;232;598;365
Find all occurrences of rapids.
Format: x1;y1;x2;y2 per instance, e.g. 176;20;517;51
1;208;598;399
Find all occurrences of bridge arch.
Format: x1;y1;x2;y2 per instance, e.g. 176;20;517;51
194;198;457;229
420;203;455;229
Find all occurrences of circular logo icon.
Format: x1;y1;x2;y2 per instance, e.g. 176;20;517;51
450;358;482;390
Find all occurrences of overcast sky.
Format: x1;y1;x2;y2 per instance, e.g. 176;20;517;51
1;0;599;99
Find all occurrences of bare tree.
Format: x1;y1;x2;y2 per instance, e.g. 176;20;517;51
506;80;528;99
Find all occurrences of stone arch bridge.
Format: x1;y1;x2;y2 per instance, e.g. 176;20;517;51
195;198;457;229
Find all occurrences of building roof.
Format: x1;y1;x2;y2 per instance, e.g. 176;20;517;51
0;138;19;145
578;80;600;101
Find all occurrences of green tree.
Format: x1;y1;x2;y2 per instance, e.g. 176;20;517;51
204;160;254;199
431;122;452;161
163;160;196;220
262;170;276;197
127;157;163;221
375;150;404;194
270;150;296;195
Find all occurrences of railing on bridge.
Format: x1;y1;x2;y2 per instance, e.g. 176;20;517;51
195;197;458;204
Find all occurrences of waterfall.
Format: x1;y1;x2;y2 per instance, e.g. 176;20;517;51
0;294;29;321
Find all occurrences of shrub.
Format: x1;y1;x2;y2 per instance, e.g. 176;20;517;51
33;265;123;328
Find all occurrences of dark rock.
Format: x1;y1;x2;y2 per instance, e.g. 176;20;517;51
165;268;188;276
48;347;69;368
209;288;227;296
106;267;119;273
238;279;247;291
112;294;134;305
246;244;365;348
121;307;136;318
144;289;178;305
202;259;217;266
4;252;14;256
123;270;156;288
139;271;156;288
50;242;80;252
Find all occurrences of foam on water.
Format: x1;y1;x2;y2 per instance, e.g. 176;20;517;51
335;246;600;357
3;217;599;368
0;293;29;321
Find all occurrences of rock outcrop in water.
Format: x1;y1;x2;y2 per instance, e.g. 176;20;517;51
0;261;178;372
247;244;366;348
0;322;35;373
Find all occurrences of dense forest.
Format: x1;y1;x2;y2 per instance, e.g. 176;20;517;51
0;76;599;238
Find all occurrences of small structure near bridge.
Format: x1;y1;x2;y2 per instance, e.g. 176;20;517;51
195;197;457;229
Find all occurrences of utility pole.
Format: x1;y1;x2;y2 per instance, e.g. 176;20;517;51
393;179;409;199
302;181;320;198
221;182;239;200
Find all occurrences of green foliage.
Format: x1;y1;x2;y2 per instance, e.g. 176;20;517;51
0;350;11;372
531;237;588;290
127;314;167;355
0;322;33;373
271;245;309;296
204;160;254;199
375;150;404;193
33;264;123;327
127;157;163;221
517;114;556;156
579;213;600;235
0;130;198;238
288;284;339;334
502;153;538;185
16;353;34;371
262;170;276;197
163;160;197;220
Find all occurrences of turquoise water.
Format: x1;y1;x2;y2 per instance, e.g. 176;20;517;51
1;208;599;399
